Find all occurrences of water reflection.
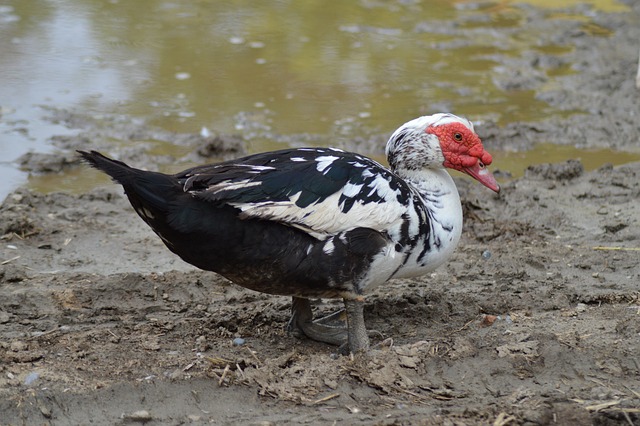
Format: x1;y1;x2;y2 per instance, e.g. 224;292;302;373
0;0;632;199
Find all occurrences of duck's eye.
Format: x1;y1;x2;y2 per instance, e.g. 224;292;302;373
454;132;462;141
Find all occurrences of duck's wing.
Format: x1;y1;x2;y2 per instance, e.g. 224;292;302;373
177;148;412;238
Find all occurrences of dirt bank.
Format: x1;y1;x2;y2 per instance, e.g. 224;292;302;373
1;158;638;425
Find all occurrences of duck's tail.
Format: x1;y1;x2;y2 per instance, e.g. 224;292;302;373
77;150;181;214
77;150;140;186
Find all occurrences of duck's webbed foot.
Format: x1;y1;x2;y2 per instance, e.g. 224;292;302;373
287;296;371;353
288;297;347;346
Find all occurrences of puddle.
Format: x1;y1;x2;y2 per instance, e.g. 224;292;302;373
0;0;635;200
507;0;629;13
25;141;640;196
493;143;640;179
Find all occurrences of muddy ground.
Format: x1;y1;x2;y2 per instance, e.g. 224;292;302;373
1;2;640;425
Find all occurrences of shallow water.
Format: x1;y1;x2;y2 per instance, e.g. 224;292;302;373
0;0;635;199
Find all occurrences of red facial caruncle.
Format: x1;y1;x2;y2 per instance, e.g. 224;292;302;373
427;122;500;193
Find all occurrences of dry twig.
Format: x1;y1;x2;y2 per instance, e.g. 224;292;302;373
493;412;517;426
312;393;340;405
1;255;20;265
218;364;230;386
592;246;640;252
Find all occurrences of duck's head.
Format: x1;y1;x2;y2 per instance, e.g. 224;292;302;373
386;113;500;193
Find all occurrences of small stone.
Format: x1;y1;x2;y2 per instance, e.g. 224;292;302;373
398;355;418;369
140;337;160;351
0;311;10;324
482;250;492;260
39;404;52;419
168;368;183;380
195;335;208;351
480;314;498;327
10;340;27;352
127;410;152;422
232;337;245;346
24;371;39;386
324;378;338;389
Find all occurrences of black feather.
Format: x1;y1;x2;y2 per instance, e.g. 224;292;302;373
178;148;411;211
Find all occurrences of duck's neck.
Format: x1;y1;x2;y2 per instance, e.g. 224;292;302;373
394;167;463;278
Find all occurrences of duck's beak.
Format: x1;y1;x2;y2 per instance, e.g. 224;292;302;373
462;162;500;193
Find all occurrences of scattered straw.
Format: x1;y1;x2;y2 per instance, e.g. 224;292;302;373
592;246;640;252
218;364;230;386
312;393;340;405
1;255;20;265
245;346;262;366
493;412;517;426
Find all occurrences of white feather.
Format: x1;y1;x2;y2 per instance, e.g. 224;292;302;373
231;178;407;237
323;239;335;254
342;182;364;198
315;156;339;173
203;179;261;195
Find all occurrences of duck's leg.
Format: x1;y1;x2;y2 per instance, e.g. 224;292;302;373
288;297;347;346
344;297;370;353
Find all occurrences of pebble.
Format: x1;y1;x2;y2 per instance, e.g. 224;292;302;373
481;250;492;260
232;337;245;346
10;340;27;352
195;335;208;351
127;410;152;422
24;371;39;386
398;355;418;369
39;404;52;419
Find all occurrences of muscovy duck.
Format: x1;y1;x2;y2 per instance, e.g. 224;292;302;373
78;113;499;353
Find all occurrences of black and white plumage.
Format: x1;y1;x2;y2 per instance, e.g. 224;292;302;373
78;113;499;353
